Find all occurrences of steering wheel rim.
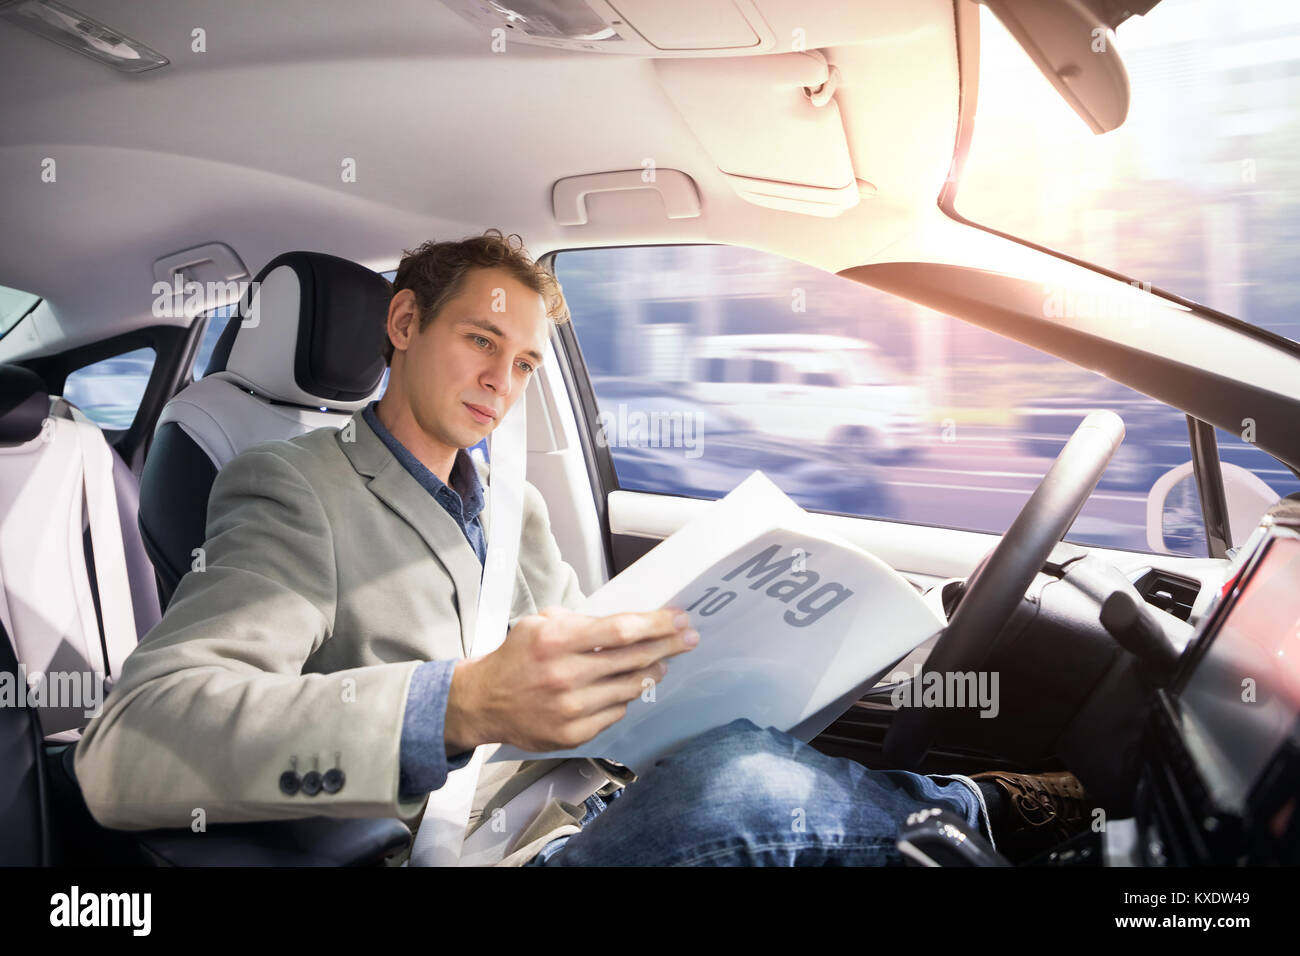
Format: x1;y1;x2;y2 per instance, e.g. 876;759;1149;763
882;410;1127;771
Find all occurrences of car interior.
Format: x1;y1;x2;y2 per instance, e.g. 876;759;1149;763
2;0;1300;867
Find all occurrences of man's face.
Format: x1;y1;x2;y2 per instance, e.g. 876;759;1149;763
390;266;549;452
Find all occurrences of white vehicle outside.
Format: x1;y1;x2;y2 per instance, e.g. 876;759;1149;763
685;334;925;461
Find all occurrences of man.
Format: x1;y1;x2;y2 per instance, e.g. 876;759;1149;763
75;230;1088;866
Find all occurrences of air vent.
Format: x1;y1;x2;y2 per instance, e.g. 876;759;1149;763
1133;569;1200;623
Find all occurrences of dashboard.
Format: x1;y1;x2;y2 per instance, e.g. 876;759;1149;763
1139;497;1300;865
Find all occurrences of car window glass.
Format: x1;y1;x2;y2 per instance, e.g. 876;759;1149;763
554;244;1253;557
62;347;156;430
1214;424;1300;499
0;283;40;340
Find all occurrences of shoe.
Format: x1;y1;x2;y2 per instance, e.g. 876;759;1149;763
969;770;1091;862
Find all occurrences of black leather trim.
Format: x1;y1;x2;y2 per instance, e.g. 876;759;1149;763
133;815;412;867
81;523;108;683
0;620;51;865
109;444;162;640
207;251;389;403
138;422;218;610
0;364;49;444
203;309;241;379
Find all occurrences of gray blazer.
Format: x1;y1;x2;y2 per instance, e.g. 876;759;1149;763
74;406;589;865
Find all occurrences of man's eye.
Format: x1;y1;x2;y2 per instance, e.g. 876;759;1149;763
517;361;535;374
472;335;491;348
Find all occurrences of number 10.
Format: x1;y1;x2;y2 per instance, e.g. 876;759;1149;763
686;587;736;617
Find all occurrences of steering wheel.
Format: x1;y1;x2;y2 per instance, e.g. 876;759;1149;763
882;410;1126;770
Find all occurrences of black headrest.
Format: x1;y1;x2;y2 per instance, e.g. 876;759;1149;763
0;365;48;444
205;251;391;406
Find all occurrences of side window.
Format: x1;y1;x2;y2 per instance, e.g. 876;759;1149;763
0;283;40;340
802;371;840;387
555;244;1240;557
751;359;782;384
699;358;725;382
63;347;156;430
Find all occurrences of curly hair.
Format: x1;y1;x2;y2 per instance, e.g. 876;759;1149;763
381;229;569;365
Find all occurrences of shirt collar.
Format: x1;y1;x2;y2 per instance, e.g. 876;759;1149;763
362;401;485;519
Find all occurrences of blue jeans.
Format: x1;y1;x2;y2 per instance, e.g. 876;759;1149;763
524;717;990;866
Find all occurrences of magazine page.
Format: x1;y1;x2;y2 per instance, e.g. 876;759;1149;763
490;471;945;772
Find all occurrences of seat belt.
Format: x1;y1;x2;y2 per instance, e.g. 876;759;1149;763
456;755;618;866
65;406;137;680
407;392;529;867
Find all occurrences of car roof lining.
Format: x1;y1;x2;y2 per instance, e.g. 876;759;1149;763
0;0;959;352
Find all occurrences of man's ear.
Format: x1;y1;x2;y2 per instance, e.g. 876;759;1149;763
387;289;419;353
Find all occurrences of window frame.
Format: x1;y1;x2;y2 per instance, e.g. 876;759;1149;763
541;248;620;573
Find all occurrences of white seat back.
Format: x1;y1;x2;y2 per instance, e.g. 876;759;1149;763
0;368;142;740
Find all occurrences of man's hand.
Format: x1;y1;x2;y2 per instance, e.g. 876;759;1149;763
445;606;698;753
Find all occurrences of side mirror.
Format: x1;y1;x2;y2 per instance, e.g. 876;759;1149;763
1146;461;1280;555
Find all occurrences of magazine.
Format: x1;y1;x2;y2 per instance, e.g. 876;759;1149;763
489;471;944;772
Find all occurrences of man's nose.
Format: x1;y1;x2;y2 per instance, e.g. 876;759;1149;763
480;353;513;397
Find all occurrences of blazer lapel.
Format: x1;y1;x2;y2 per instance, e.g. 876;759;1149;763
336;409;482;656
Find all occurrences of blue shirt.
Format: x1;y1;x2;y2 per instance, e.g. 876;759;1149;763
362;401;487;565
361;401;484;797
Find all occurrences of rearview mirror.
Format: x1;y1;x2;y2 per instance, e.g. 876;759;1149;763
983;0;1137;134
1146;461;1281;555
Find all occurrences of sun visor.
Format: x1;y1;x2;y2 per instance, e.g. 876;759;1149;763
655;50;865;217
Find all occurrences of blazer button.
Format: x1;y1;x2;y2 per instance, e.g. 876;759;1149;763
322;768;346;794
301;771;323;796
279;771;301;796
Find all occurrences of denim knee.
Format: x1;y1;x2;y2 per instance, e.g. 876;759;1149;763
531;719;974;865
655;716;771;767
646;719;825;813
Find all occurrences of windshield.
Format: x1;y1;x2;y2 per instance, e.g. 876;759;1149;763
956;0;1300;347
